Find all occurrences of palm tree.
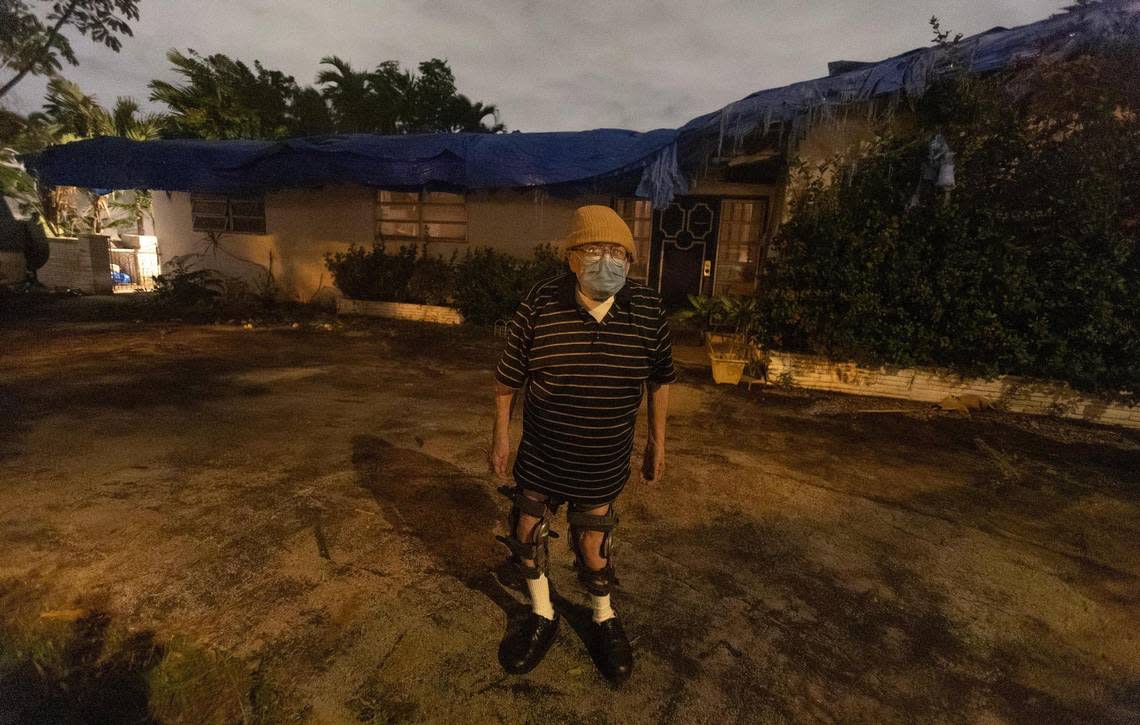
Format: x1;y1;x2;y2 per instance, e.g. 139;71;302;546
31;78;163;234
37;77;112;137
150;49;296;139
449;94;504;133
368;59;413;134
317;56;382;134
287;86;335;137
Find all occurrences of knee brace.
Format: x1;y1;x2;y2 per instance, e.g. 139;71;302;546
567;503;619;596
495;486;558;580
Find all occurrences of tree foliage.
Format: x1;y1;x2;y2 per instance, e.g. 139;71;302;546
760;42;1140;398
0;0;141;98
150;51;503;140
1;78;159;235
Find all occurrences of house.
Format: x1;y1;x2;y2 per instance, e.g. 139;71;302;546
20;1;1138;305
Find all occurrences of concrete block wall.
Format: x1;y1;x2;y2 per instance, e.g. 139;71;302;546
765;351;1140;430
36;235;114;293
36;237;83;289
80;234;113;294
336;298;463;325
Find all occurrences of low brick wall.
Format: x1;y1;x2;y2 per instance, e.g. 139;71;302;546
765;350;1140;430
336;297;463;325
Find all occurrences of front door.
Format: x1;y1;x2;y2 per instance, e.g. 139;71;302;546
651;197;720;309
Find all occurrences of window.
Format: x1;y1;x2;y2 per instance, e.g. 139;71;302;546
714;198;768;296
613;198;652;280
191;194;266;234
376;190;467;245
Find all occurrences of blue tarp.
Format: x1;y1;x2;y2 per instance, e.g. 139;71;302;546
19;1;1140;209
22;128;679;200
677;0;1140;150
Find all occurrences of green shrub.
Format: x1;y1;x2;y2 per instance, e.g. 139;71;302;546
324;243;417;301
152;255;224;307
406;252;457;305
452;244;567;325
452;248;527;325
326;242;567;323
759;43;1140;399
525;243;568;286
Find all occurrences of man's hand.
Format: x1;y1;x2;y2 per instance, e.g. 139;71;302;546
640;440;665;483
489;429;511;480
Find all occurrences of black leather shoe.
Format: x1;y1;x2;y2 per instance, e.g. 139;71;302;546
595;617;633;685
502;612;560;674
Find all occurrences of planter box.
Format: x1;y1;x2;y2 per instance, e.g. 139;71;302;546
336;297;463;325
764;350;1140;430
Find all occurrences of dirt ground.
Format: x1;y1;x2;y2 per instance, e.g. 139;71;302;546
1;309;1138;724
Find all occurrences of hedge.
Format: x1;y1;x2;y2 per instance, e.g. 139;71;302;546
758;43;1140;400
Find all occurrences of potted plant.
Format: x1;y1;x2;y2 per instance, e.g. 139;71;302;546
679;294;763;385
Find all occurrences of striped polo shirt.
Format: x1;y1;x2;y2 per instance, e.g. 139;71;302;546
495;272;677;505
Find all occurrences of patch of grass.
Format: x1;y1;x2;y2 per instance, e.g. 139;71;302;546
0;613;256;724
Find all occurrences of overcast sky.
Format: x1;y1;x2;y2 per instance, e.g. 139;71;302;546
6;0;1066;132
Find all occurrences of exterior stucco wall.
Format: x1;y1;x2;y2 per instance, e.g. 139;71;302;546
151;186;611;300
152;185;374;301
781;107;919;222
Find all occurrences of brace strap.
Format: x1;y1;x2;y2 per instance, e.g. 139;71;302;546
566;508;618;532
495;534;539;561
497;485;552;519
578;563;617;596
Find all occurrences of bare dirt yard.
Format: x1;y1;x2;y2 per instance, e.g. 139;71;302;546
1;306;1138;724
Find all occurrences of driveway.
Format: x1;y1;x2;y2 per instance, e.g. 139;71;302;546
1;315;1137;723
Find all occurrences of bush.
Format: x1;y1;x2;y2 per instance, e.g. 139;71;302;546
324;243;417;301
325;242;567;324
453;243;567;325
406;252;457;305
152;255;224;307
526;243;567;286
452;248;528;325
759;43;1140;399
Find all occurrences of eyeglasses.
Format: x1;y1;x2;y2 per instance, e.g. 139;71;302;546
571;245;629;263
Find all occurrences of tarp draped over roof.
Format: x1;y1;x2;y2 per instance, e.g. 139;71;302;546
18;1;1140;209
677;0;1140;152
21;127;680;202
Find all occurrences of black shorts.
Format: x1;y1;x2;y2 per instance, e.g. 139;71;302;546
519;485;618;512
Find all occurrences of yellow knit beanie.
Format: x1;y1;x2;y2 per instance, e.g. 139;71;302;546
559;205;637;260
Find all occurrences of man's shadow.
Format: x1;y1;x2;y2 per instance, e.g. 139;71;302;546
350;435;609;677
351;435;522;614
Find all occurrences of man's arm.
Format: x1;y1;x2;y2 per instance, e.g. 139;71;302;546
490;288;537;479
641;381;670;483
643;292;676;484
489;380;518;479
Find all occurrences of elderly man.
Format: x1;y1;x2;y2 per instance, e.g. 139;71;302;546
488;204;675;685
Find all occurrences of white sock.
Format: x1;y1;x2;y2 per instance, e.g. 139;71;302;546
590;593;615;623
526;573;555;620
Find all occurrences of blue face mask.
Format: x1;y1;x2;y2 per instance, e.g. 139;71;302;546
576;254;627;301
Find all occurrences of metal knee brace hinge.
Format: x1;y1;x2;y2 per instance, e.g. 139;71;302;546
567;505;619;595
495;485;558;580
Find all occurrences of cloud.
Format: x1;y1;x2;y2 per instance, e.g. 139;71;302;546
5;0;1065;131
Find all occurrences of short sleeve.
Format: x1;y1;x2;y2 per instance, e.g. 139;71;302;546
494;295;537;388
649;302;677;385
